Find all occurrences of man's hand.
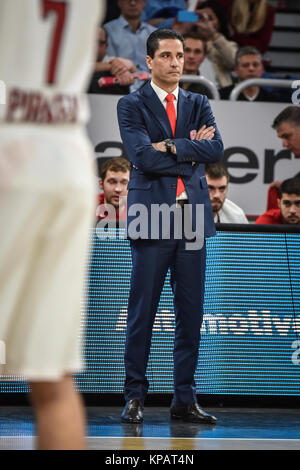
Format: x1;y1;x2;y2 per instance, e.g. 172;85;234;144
269;180;282;189
172;16;194;35
190;125;215;141
108;58;137;87
110;57;136;75
152;140;175;153
116;70;135;86
194;10;219;41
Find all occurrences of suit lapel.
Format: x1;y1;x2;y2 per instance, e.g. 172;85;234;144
140;83;195;139
140;82;173;138
175;88;194;138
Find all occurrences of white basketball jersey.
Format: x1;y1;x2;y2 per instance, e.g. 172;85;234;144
0;0;104;123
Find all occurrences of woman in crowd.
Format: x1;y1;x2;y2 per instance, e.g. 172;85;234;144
193;0;238;87
229;0;276;54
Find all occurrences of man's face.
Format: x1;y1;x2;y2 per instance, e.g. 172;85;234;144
118;0;146;20
146;39;184;90
278;193;300;224
206;175;228;213
235;54;264;81
97;27;108;62
276;122;300;156
100;170;130;209
184;38;206;74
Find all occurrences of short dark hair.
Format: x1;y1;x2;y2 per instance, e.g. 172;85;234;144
183;32;208;55
100;157;130;181
147;29;185;59
272;106;300;130
205;162;229;181
235;46;262;66
279;177;300;198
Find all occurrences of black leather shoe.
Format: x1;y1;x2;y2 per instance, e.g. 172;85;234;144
170;402;217;424
121;399;144;423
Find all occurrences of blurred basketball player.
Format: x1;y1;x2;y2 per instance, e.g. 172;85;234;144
0;0;104;449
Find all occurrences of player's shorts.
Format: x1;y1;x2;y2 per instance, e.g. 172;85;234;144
0;124;96;381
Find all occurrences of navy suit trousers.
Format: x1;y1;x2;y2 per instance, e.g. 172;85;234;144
124;233;206;406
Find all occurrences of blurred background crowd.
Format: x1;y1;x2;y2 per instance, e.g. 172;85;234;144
92;0;300;226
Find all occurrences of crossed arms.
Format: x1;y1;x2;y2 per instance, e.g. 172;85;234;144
152;125;216;154
117;94;224;177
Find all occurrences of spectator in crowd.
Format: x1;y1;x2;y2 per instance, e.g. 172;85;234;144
180;32;214;98
206;163;249;223
229;0;276;55
192;0;238;88
142;0;188;29
104;0;156;91
219;46;277;101
223;0;294;104
272;106;300;158
266;106;300;210
88;26;136;94
96;157;130;221
256;178;300;225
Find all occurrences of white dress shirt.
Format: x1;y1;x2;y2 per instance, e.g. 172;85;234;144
214;199;249;223
151;80;179;115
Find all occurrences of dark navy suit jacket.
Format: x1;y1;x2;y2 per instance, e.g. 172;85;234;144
117;81;224;239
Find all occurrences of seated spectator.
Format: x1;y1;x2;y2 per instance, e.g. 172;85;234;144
193;0;238;87
142;0;188;29
266;106;300;210
181;32;214;98
256;178;300;225
96;157;130;221
272;106;300;158
104;0;156;91
88;26;135;94
220;46;277;101
206;163;249;223
229;0;276;55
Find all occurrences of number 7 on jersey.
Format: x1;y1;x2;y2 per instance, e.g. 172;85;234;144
41;0;68;85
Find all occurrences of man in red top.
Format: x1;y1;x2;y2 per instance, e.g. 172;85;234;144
256;178;300;225
267;106;300;210
96;157;130;221
273;106;300;158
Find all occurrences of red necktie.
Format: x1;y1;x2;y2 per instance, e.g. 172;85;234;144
165;93;185;197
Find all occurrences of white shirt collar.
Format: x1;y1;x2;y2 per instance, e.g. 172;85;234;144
150;80;179;105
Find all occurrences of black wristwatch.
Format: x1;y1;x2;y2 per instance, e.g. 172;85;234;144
164;139;174;153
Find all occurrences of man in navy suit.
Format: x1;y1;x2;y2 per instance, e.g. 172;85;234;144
117;29;223;424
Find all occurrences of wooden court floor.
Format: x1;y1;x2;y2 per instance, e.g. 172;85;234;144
0;406;300;450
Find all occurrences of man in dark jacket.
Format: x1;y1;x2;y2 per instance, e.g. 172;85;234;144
220;46;277;102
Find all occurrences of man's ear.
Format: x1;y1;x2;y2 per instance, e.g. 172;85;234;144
99;178;103;190
146;55;152;71
277;198;281;209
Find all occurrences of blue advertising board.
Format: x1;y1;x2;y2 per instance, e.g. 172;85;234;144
1;227;299;396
